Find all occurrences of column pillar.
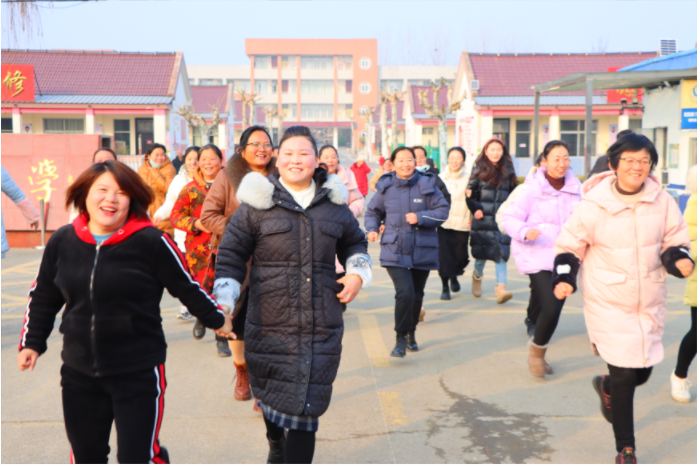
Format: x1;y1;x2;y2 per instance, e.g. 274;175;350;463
296;55;302;122
218;121;227;151
12;107;22;134
85;109;95;135
549;109;560;140
154;109;167;148
333;127;338;147
480;110;493;143
618;113;629;131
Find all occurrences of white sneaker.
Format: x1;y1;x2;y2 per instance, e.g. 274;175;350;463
671;371;692;403
177;307;193;320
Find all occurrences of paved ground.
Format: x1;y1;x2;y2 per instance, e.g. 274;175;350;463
2;241;696;463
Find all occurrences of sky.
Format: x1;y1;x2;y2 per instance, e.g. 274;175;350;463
2;0;696;66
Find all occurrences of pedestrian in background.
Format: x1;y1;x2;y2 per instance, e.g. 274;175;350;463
69;148;119;223
414;146;450;203
501;140;581;378
350;156;371;196
466;138;518;304
672;164;697;403
588;129;634;178
170;145;225;348
214;126;371;464
365;146;449;357
200;125;277;409
171;148;184;174
369;158;394;192
1;166;40;259
138;143;176;236
437;147;471;300
552;134;693;464
17;160;232;464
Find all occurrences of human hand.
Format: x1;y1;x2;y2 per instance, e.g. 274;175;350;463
554;282;573;300
379;225;385;235
676;258;694;277
367;231;379;242
29;220;39;230
406;213;419;225
337;274;362;304
152;217;161;227
591;343;600;357
18;348;39;371
474;210;484;220
194;219;210;233
214;313;236;339
525;229;541;241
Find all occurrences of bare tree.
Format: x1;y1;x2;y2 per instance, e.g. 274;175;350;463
1;0;45;49
237;88;259;130
417;77;466;167
591;36;610;54
360;107;377;161
379;89;389;160
276;103;284;143
177;103;221;146
262;105;277;141
387;89;405;152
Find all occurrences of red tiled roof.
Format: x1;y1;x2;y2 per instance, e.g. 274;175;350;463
1;50;178;96
411;85;453;114
469;52;658;96
191;86;229;114
372;100;404;124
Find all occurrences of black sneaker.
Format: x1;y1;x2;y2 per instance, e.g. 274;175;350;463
406;331;419;352
615;447;637;464
440;285;451;300
592;375;613;423
450;277;461;293
193;319;206;340
390;333;407;357
216;338;232;357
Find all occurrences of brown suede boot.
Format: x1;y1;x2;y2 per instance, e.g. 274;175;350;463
233;362;252;401
472;273;483;298
528;344;549;379
419;308;425;322
495;284;512;304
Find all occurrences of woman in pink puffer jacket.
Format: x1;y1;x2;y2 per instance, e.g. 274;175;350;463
502;140;581;379
552;134;693;464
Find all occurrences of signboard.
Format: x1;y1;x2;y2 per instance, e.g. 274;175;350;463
606;67;642;104
681;80;697;129
1;64;35;102
682;109;697;130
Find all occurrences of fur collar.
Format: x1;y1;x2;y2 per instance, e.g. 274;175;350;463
237;171;348;210
225;153;278;191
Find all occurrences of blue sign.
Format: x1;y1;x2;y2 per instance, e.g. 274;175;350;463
683;109;697;129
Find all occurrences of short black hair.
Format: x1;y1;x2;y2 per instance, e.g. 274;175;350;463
145;143;167;157
279;125;318;155
607;133;658;171
184;146;200;160
412;145;427;157
92;147;117;162
390;146;415;162
237;125;272;155
541;140;571;160
318;144;340;163
199;143;223;161
616;129;634;140
447;146;466;160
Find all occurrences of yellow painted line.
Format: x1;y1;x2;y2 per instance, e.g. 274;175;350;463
1;280;36;285
358;314;391;367
1;314;25;319
378;392;407;425
1;259;40;275
1;294;28;303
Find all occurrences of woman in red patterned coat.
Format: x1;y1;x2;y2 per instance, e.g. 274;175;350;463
170;144;227;355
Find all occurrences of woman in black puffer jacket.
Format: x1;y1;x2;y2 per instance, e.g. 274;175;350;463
213;126;371;464
466;138;518;304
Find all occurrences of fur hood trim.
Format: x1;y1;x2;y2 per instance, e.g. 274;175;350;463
237;172;348;210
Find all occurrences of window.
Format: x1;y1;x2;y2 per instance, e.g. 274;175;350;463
287;80;297;94
337;55;352;70
629;119;642;131
301;56;333;70
199;79;222;86
301;104;333;119
515;120;531;158
359;106;369;115
359;82;371;94
271;81;277;93
422;127;434;135
282;80;289;93
281;55;297;70
234;80;251;93
188;79;196;85
344;104;353;118
114;119;131;155
493;118;510;150
226;79;235;85
1;117;12;133
381;80;402;92
359;57;371;70
43;118;84;134
271;56;278;69
193;126;218;146
345;80;352;93
300;80;333;94
282;104;296;118
255;80;268;94
560;119;598;156
254;56;271;69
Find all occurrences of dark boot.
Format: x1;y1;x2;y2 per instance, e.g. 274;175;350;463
390;333;407;358
440;283;451;300
450;277;461;293
193;319;206;340
406;331;419;352
216;337;232;357
266;434;286;464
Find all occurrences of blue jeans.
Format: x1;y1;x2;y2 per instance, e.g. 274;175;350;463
474;258;507;286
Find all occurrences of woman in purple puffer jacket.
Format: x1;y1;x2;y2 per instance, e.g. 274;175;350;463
501;140;581;379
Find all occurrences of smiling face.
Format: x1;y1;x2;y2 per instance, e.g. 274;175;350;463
86;172;130;235
243;130;273;172
448;150;465;172
319;147;339;175
545;145;570;179
612;148;651;192
485;141;504;165
184;150;199;174
393;149;416;179
199;149;222;182
149;147;167;167
414;148;427;167
277;136;318;191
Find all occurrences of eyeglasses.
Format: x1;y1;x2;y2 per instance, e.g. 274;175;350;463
248;143;273;150
619;158;651;167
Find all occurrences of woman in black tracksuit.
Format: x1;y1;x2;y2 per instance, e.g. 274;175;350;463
17;160;232;464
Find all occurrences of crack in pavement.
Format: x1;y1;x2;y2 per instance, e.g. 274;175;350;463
425;377;554;464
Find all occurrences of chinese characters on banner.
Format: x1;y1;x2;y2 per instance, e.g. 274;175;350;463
1;64;35;102
28;159;59;203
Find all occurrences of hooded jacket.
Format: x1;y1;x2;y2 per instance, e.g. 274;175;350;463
502;166;581;275
215;170;368;417
19;214;226;377
439;165;471;231
137;155;176;235
553;172;691;368
350;161;372;196
336;164;365;218
365;171;450;270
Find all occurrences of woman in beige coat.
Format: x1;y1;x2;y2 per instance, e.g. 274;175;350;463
137;143;176;236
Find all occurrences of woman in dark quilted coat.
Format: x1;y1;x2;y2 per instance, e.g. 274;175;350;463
466;138;518;304
213;126;371;464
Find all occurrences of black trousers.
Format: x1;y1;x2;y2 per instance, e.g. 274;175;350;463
437;227;470;278
606;364;653;453
61;364;168;464
529;271;565;346
675;306;697;379
527;279;541;324
264;415;316;464
386;267;430;333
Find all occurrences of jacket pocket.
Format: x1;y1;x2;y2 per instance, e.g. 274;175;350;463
320;222;343;239
254;266;291;326
322;274;344;328
59;314;91;339
380;231;399;263
413;229;438;268
649;268;667;283
260;219;292;236
97;315;136;344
